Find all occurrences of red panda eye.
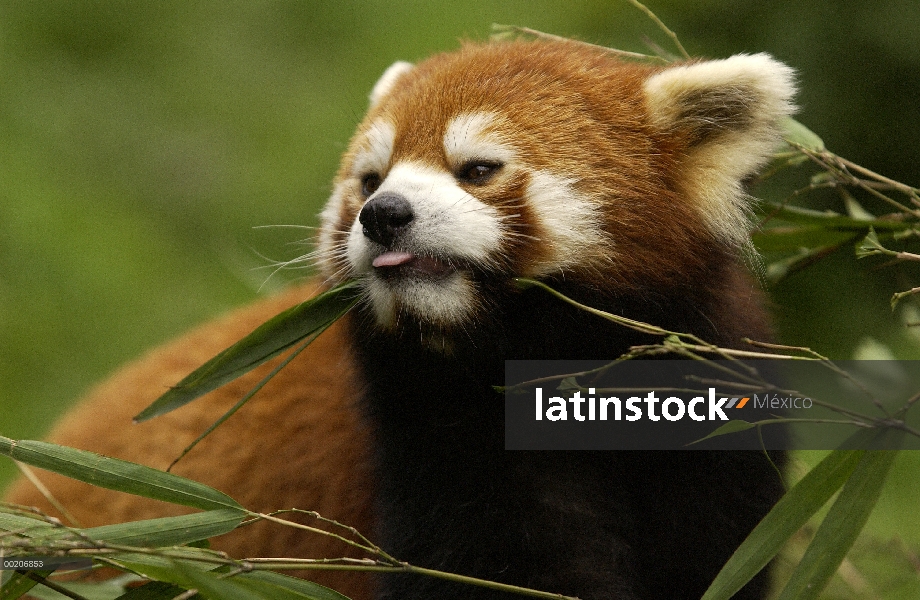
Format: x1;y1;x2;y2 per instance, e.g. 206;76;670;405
457;161;501;184
361;173;382;197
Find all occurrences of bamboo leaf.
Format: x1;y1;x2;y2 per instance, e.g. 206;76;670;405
235;571;351;600
0;438;242;511
77;509;245;548
776;445;899;600
759;203;908;231
781;117;825;152
0;571;49;600
701;447;865;600
753;227;857;252
135;280;360;422
105;548;224;573
841;189;876;221
2;508;243;548
686;420;757;445
113;559;262;600
25;578;130;600
0;511;58;536
112;558;351;600
764;245;843;284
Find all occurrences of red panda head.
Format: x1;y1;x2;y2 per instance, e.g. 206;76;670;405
317;40;795;335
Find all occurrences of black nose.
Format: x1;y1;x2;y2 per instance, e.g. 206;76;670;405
358;193;414;248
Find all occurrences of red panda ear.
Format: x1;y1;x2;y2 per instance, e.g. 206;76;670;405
643;54;797;246
369;60;414;108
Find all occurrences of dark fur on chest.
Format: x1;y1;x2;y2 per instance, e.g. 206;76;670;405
350;266;783;600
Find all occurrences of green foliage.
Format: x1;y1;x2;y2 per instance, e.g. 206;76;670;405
703;447;866;600
0;435;576;598
776;448;898;600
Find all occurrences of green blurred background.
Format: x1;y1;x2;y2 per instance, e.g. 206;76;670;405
1;0;919;588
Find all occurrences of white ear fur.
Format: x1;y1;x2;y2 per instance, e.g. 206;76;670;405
369;60;414;108
643;53;796;246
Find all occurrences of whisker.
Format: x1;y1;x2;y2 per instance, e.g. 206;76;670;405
253;224;319;231
502;231;541;242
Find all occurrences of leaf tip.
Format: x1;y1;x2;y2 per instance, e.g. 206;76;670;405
513;277;537;290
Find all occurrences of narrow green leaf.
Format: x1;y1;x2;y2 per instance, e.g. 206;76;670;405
163;333;320;473
0;438;242;512
512;277;538;290
24;578;129;600
753;227;856;252
777;445;899;600
780;116;825;152
701;447;865;600
763;245;844;284
235;571;351;600
115;559;337;600
809;171;836;186
135;280;360;422
109;556;352;600
105;548;224;574
760;204;844;226
759;203;908;231
72;509;245;548
0;511;58;536
841;190;876;221
114;559;264;600
686;420;756;445
0;570;49;600
2;507;241;549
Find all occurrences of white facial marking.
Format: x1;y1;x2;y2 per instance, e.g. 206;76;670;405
443;112;516;168
524;171;608;276
351;120;396;179
365;271;476;327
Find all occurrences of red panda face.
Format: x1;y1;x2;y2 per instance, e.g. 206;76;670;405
316;41;795;334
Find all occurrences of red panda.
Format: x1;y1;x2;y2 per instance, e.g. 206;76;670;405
4;39;795;600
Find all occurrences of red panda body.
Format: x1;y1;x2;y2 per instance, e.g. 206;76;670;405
4;282;376;599
4;40;796;600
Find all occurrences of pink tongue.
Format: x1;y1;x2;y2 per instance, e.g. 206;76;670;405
373;251;415;268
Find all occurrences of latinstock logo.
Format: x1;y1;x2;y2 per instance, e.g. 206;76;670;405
533;388;754;422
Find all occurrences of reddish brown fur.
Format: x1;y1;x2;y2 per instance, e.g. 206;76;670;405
3;282;374;599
